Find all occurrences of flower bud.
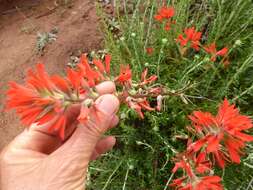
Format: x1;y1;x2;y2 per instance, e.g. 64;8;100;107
120;113;127;119
235;39;242;47
144;62;149;67
194;55;200;60
153;126;159;132
129;164;134;170
129;89;137;95
203;57;210;62
162;38;168;44
131;33;136;37
120;36;125;41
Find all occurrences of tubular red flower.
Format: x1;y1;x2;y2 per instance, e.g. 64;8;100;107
204;43;228;62
170;151;222;190
93;59;105;73
188;99;253;166
176;27;202;51
140;68;158;85
105;54;111;74
115;65;132;84
154;6;175;21
6;64;82;140
146;47;154;55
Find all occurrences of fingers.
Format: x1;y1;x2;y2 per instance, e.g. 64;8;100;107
95;81;116;95
90;136;116;160
53;94;119;163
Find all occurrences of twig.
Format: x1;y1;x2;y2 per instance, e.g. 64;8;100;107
163;173;174;190
1;2;40;15
35;7;57;19
246;177;253;190
102;161;123;190
122;167;130;190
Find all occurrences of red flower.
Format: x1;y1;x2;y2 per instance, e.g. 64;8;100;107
115;65;132;85
140;68;158;85
78;54;102;87
188;99;253;167
176;27;202;51
6;64;77;139
154;6;175;21
105;54;111;74
204;43;228;62
126;97;154;119
195;176;223;190
164;21;171;31
154;7;175;31
93;54;112;74
171;151;222;190
146;47;154;55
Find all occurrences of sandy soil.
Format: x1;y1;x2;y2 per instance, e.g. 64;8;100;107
0;0;103;150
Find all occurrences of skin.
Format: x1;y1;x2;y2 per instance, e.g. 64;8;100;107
0;81;120;190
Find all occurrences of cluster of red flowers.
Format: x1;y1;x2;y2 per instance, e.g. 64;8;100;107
170;99;253;190
176;28;229;64
154;6;176;31
6;54;164;139
176;27;202;51
170;151;223;190
154;6;229;65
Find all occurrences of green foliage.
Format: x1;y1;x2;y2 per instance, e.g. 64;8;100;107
88;0;253;189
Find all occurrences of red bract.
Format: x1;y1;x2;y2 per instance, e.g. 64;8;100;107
204;43;228;62
93;54;112;74
78;54;104;87
140;68;158;85
126;97;154;119
115;65;132;85
170;151;222;190
195;176;223;190
154;6;175;31
146;47;154;55
170;176;223;190
177;27;202;51
188;99;253;167
154;6;175;21
6;64;76;139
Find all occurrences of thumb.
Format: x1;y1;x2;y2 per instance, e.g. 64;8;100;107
52;94;119;162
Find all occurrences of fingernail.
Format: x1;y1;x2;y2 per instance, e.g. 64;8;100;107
96;94;119;115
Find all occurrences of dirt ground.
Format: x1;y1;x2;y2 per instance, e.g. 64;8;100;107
0;0;103;150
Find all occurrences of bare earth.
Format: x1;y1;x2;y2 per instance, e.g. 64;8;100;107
0;0;103;150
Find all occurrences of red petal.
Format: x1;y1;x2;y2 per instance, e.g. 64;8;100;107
216;47;228;56
105;54;111;74
225;141;241;164
235;131;253;142
214;151;225;168
93;59;105;73
206;135;222;153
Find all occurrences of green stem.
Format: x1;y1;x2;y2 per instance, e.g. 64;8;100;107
102;161;123;190
144;0;155;50
181;60;204;82
157;44;165;78
122;167;130;190
232;83;253;102
225;54;253;94
163;173;174;190
131;37;142;71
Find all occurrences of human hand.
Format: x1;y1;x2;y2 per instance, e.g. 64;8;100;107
0;81;119;190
